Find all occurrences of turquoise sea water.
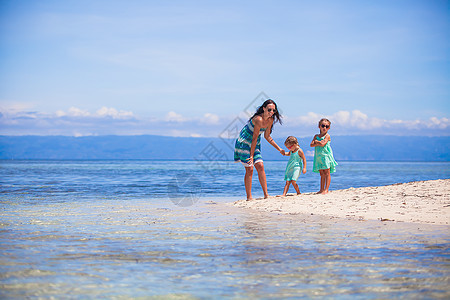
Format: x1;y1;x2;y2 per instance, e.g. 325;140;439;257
1;160;449;298
1;160;449;200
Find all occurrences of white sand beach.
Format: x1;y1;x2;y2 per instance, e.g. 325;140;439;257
233;179;450;225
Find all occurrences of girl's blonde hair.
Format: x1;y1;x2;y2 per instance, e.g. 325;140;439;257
284;136;298;146
319;118;331;126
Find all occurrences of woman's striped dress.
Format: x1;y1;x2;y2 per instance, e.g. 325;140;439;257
234;118;266;166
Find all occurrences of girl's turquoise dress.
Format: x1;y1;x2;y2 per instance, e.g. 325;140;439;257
234;119;266;166
285;150;303;181
313;135;338;173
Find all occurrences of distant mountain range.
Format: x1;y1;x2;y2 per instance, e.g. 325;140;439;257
0;135;449;161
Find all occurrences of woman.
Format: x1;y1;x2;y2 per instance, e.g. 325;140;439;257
234;99;285;200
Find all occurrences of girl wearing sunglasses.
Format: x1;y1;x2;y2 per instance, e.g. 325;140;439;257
310;118;338;194
234;99;285;200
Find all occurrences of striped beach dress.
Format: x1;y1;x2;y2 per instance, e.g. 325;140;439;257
234;118;266;166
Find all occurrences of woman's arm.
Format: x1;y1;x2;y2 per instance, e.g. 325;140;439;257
264;121;285;155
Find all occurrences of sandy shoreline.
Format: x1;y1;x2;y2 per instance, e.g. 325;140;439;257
233;179;450;225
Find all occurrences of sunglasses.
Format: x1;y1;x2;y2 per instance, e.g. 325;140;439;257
321;124;330;128
267;108;276;113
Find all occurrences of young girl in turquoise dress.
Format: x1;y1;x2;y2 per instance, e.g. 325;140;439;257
280;136;307;196
234;99;285;200
310;118;338;194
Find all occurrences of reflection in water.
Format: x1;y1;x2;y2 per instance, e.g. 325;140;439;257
0;198;449;299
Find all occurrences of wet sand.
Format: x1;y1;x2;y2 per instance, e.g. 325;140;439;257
233;179;450;225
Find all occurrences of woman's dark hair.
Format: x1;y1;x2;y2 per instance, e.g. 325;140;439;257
250;99;282;133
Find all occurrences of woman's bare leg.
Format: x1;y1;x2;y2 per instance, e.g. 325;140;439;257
254;162;269;198
244;166;253;200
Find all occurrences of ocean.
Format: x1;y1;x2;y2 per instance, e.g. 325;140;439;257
1;160;449;298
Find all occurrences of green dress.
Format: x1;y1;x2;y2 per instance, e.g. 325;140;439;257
313;135;337;173
285;150;303;181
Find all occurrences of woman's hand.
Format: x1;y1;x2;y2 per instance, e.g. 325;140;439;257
246;156;254;166
280;149;286;156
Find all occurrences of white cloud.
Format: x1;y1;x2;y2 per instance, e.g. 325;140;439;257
0;101;35;113
429;117;449;129
165;111;186;122
305;150;314;158
329;110;386;130
284;110;450;136
55;106;134;119
96;106;134;119
202;113;220;125
69;106;91;117
297;112;321;125
62;107;91;117
0;106;448;137
73;131;93;137
333;110;350;124
164;111;220;125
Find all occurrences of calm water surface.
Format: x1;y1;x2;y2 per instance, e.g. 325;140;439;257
1;160;449;200
0;160;449;298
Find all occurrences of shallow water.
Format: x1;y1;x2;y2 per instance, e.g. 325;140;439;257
1;197;449;299
0;160;449;298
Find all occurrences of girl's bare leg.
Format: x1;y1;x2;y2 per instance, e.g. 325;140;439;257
317;170;325;194
244;166;253;200
317;169;331;194
292;181;301;194
254;162;269;198
280;181;290;196
323;169;331;194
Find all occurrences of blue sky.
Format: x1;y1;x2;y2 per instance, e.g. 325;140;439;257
0;0;449;137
